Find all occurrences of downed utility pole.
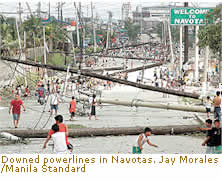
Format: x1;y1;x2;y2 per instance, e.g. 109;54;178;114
2;57;200;99
1;125;201;138
109;62;164;76
82;66;124;72
93;55;164;61
49;51;164;61
78;97;207;113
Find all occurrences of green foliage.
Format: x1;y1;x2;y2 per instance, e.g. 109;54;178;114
124;19;140;41
198;5;222;56
47;53;67;66
16;72;41;90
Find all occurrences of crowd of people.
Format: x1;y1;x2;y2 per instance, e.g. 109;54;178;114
199;91;222;154
4;44;222;154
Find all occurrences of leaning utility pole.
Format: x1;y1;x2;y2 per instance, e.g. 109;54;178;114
16;18;27;87
43;24;48;78
18;2;23;24
184;2;189;64
194;25;199;82
91;2;97;53
57;2;60;20
48;2;51;17
168;22;174;63
106;12;112;51
74;2;80;47
202;46;209;96
179;26;183;77
83;20;86;62
24;31;27;61
37;2;41;18
2;57;201;99
60;2;65;21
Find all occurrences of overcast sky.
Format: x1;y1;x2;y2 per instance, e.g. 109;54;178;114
0;0;220;21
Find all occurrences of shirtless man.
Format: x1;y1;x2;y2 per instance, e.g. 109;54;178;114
213;91;221;121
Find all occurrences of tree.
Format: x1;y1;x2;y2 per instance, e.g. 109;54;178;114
198;5;222;82
124;19;140;41
198;5;221;56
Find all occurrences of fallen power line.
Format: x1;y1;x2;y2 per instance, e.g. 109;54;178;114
1;56;200;99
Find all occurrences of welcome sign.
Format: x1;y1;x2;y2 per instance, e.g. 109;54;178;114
170;8;213;25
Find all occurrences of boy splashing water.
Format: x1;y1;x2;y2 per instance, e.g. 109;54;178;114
133;127;158;154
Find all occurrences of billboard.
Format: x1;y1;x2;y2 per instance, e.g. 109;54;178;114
170;8;213;25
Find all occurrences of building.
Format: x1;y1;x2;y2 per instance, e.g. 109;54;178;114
132;5;175;32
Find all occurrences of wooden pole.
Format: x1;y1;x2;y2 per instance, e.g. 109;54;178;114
0;125;201;138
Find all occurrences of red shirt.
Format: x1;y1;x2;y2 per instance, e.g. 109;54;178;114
69;100;76;113
48;123;69;145
10;99;23;114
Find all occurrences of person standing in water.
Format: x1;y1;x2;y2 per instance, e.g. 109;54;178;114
89;94;98;120
9;94;26;128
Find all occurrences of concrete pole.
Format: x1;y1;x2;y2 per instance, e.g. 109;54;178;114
70;33;76;65
33;32;37;62
76;8;80;47
179;26;183;77
16;19;27;87
83;21;86;62
202;46;209;96
194;25;199;82
91;2;97;53
78;97;207;113
43;25;48;79
62;64;70;98
106;14;110;50
168;22;174;63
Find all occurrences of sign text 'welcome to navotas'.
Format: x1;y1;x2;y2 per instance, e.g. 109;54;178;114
170;8;213;25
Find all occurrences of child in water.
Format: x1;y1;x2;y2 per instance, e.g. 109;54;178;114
133;127;158;154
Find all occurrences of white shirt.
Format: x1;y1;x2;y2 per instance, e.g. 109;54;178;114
50;93;59;105
89;98;97;105
135;134;150;147
51;132;68;154
205;100;211;108
72;83;76;90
